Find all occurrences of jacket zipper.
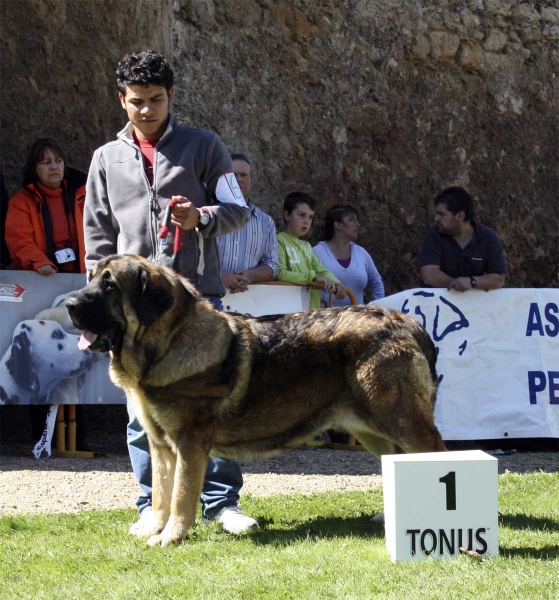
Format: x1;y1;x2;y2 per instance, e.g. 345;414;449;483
119;121;177;265
151;140;164;264
150;185;161;263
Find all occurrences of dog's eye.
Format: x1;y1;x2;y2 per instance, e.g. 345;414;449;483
51;329;64;340
103;274;116;291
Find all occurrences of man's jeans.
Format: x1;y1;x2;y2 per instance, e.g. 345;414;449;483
126;294;243;519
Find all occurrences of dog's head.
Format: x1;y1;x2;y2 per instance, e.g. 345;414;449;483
67;255;191;354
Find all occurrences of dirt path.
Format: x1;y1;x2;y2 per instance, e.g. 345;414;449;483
1;447;556;516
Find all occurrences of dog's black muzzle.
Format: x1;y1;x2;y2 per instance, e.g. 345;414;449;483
66;292;124;353
66;292;96;330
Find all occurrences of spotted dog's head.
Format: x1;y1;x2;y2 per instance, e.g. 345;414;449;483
0;320;97;404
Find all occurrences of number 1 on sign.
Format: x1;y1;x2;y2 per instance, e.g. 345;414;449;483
439;471;457;510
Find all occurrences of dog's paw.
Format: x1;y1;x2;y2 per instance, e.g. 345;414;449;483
129;511;164;538
147;533;182;547
146;517;190;546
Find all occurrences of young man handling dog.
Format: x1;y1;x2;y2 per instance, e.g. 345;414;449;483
83;51;258;536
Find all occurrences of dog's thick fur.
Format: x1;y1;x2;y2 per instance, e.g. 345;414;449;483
67;255;446;546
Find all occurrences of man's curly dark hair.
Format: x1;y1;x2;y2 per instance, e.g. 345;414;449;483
116;51;174;93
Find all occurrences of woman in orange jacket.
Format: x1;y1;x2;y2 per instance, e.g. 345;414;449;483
5;138;86;274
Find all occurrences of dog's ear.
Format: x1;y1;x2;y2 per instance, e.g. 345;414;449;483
133;265;175;327
6;332;40;393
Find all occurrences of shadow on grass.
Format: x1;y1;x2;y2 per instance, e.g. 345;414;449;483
499;513;559;560
249;514;384;546
500;513;559;532
499;545;559;560
0;449;382;476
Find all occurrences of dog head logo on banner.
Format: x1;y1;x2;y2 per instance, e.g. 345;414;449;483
400;291;470;383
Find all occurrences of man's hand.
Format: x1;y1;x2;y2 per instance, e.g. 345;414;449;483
37;265;56;276
234;269;255;283
170;196;199;231
448;277;472;292
222;270;251;294
315;274;338;293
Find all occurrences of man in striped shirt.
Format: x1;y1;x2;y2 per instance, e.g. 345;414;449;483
218;154;279;293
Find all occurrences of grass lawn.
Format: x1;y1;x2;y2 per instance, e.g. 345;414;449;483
1;471;557;600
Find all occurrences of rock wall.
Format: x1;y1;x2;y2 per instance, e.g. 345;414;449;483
1;0;557;292
0;0;172;192
173;0;558;292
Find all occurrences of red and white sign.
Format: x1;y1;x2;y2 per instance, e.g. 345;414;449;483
0;283;26;302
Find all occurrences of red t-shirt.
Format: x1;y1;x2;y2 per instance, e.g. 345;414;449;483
133;133;158;185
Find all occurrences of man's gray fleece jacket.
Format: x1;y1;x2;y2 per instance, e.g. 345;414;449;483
84;115;249;295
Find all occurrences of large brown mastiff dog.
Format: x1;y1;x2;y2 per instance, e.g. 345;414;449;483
67;255;446;546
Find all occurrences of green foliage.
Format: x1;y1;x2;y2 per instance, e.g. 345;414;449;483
0;473;557;600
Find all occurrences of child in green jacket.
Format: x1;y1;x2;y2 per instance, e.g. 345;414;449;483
277;192;346;309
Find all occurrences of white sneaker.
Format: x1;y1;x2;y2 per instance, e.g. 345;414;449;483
210;506;259;534
129;508;157;537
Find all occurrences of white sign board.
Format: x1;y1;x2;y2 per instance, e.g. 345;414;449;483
382;450;498;562
223;284;311;317
374;288;559;440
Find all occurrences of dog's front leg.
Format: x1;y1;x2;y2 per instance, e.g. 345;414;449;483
130;440;176;538
147;441;208;547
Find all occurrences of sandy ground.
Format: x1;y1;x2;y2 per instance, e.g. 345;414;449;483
1;446;557;516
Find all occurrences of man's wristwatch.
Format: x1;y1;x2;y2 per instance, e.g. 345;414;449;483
470;276;477;288
197;208;210;227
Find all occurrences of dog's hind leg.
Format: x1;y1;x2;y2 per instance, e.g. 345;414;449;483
350;407;446;457
374;393;447;455
343;430;403;526
350;352;447;457
399;422;447;454
392;355;446;454
364;392;447;456
347;430;402;459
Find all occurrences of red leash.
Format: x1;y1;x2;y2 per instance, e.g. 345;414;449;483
158;199;183;260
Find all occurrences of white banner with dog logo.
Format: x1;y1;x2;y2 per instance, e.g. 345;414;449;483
373;288;559;440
